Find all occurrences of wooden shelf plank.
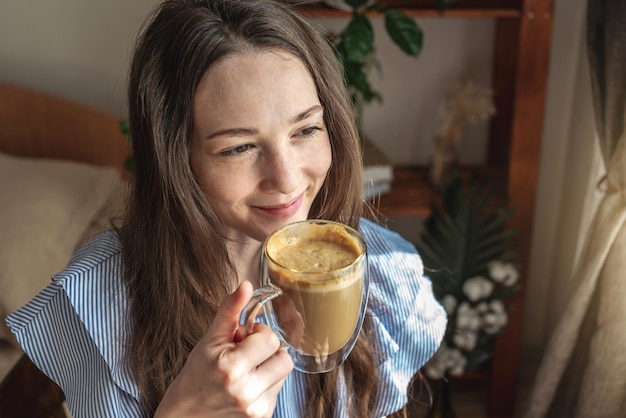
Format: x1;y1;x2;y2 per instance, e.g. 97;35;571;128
368;165;506;217
368;166;436;217
295;0;521;18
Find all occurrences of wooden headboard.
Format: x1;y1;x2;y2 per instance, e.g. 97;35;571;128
0;83;128;167
0;83;130;416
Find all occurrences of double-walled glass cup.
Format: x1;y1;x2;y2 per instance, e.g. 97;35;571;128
240;220;369;373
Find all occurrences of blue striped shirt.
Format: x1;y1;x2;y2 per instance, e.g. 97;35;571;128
7;218;446;417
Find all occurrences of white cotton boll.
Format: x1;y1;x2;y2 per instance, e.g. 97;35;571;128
424;366;440;380
452;333;466;349
488;261;520;286
477;302;489;313
490;300;505;314
468;316;482;331
463;276;494;302
425;344;451;379
425;360;446;379
425;344;464;379
425;366;444;380
465;331;478;351
453;330;478;351
448;348;468;375
456;302;471;326
442;294;458;316
448;347;464;363
503;263;520;286
488;261;507;282
449;364;465;377
448;350;468;377
458;301;471;315
457;302;483;331
483;313;499;326
483;310;508;334
483;322;501;334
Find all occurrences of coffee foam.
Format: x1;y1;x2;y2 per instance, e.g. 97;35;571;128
271;262;364;291
266;222;364;289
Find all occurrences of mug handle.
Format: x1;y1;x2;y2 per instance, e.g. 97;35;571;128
238;283;283;339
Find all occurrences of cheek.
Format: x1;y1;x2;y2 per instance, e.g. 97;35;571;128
193;163;238;207
321;150;332;182
205;173;247;209
312;141;332;179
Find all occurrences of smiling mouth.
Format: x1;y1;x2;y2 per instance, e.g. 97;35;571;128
263;197;299;210
255;193;304;217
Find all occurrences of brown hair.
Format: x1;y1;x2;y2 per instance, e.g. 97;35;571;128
121;0;385;415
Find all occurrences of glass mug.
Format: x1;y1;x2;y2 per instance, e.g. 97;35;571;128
240;220;370;373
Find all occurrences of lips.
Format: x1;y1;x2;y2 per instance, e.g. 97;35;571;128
254;193;304;218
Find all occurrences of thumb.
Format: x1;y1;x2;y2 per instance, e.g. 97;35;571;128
208;280;254;345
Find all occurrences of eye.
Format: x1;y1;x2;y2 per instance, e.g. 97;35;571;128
219;144;253;157
296;126;323;138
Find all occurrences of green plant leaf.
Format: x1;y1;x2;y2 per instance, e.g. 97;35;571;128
120;118;134;172
475;228;520;255
120;118;132;142
384;10;423;57
416;171;519;302
343;60;381;104
346;0;373;9
124;154;134;172
341;13;374;63
437;0;452;14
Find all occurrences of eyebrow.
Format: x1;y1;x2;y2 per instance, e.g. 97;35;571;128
204;104;324;140
291;104;324;124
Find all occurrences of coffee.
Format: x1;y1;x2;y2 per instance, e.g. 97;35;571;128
265;221;365;356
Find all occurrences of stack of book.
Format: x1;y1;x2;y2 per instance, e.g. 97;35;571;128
362;137;394;199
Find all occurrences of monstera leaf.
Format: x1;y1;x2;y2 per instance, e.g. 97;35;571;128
416;171;520;302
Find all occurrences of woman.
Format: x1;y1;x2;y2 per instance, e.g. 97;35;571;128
7;0;446;417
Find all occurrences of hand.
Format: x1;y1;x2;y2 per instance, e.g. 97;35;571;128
155;281;294;418
272;294;305;350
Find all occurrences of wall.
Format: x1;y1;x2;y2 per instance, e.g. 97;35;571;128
0;0;157;117
0;0;494;167
311;16;495;166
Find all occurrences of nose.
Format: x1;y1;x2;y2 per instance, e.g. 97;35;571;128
260;147;301;194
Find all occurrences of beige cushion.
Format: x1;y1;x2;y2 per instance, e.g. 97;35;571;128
0;152;123;380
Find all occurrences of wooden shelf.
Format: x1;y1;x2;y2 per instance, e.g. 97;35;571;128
295;0;521;18
0;355;66;418
368;165;506;217
302;0;555;416
369;166;435;217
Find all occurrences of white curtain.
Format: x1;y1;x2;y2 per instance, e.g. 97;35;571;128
524;0;626;417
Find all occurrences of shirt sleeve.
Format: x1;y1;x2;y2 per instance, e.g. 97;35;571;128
5;231;143;418
360;219;447;416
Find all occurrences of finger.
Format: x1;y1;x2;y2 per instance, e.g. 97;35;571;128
206;281;254;346
223;323;282;375
236;322;281;355
256;347;293;387
247;350;293;416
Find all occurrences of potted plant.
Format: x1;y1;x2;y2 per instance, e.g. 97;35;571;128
415;171;521;416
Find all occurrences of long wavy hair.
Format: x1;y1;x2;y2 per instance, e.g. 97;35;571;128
120;0;397;416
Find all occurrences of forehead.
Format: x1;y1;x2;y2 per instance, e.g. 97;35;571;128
198;49;314;93
193;50;320;122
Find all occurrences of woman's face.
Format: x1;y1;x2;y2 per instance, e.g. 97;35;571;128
191;50;332;243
